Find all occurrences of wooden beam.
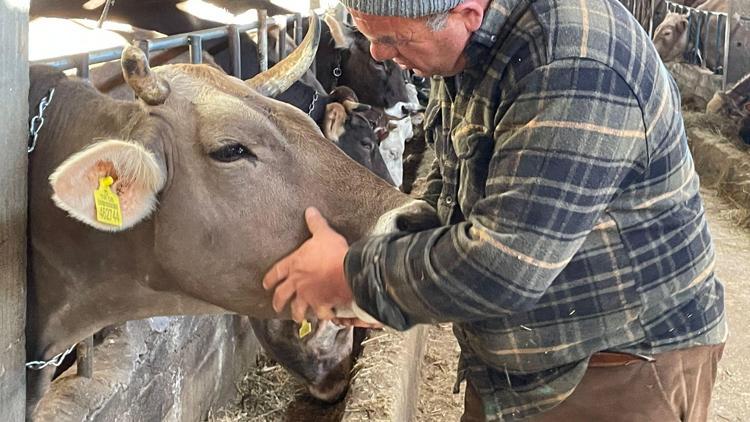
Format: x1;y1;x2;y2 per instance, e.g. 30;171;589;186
724;0;750;87
0;1;30;420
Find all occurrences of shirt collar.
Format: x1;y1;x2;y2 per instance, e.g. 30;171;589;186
464;0;532;66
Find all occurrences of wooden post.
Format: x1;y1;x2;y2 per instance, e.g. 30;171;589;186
724;0;750;87
0;1;30;420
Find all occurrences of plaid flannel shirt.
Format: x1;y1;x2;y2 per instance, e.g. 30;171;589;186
344;0;727;419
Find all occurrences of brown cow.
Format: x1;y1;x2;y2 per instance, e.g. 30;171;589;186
26;16;437;416
652;0;729;69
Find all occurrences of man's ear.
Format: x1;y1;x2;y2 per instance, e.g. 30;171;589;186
49;139;166;232
451;0;487;32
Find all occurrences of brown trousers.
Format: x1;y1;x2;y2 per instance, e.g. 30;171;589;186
461;344;725;422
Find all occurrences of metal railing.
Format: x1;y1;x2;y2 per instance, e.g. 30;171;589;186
31;9;324;79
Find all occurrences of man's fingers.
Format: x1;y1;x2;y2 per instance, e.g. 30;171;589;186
315;305;336;320
333;318;384;329
305;207;331;235
272;279;298;313
291;297;309;323
263;257;291;290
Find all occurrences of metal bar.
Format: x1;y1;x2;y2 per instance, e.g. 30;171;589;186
30;10;328;73
76;336;93;378
227;24;241;77
278;16;287;60
686;12;695;63
294;13;303;46
716;13;724;74
649;0;655;37
76;53;90;79
188;34;203;64
32;21;261;70
137;39;150;61
692;12;703;65
97;0;114;28
0;2;29;419
258;9;268;72
724;0;750;87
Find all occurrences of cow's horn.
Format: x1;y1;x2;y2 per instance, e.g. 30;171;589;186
121;43;171;105
246;12;321;97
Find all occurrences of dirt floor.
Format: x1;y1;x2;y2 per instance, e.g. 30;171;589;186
703;189;750;421
414;323;462;422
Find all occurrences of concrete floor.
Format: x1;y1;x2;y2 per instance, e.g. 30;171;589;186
704;188;750;421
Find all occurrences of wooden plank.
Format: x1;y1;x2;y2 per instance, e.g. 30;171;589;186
0;1;30;421
724;0;750;87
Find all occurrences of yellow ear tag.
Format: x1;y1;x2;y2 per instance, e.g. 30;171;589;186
299;319;312;338
94;176;123;227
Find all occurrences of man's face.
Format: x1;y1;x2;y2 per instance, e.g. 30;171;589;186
350;10;473;77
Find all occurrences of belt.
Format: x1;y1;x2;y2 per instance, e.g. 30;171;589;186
588;351;655;368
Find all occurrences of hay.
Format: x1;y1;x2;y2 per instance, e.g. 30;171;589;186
683;111;747;150
207;354;303;422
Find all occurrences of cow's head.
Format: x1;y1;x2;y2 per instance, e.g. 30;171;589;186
46;15;436;318
323;14;411;109
323;86;394;184
653;12;690;63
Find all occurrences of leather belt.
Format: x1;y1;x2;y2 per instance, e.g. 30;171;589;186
589;351;655;368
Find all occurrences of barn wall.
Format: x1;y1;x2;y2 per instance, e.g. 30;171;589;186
33;315;260;421
0;1;30;421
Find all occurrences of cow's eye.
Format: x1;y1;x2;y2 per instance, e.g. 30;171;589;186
360;140;374;151
210;143;256;162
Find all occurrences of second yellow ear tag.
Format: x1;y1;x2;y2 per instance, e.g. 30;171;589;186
94;176;123;227
299;320;312;338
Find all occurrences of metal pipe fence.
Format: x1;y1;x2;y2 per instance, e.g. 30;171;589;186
31;9;327;79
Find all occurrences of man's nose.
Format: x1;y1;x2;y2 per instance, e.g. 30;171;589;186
370;42;397;62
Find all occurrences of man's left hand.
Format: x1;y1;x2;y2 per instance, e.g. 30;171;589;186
262;207;354;323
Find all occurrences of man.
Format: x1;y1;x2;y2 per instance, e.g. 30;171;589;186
263;0;727;420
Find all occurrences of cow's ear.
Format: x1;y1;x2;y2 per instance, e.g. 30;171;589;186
744;101;750;114
676;16;688;33
323;102;347;142
49;140;165;232
324;14;354;49
342;99;371;113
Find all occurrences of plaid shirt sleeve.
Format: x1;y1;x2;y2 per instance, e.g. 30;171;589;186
412;154;443;208
344;58;648;330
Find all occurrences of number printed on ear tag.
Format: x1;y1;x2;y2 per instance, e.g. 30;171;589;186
94;176;123;227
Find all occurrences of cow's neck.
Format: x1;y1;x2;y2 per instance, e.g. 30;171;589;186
26;73;225;361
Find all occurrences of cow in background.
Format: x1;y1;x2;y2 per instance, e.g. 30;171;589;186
652;0;730;71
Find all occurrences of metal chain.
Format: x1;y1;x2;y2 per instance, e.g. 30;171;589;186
26;344;76;370
308;90;319;116
28;88;56;154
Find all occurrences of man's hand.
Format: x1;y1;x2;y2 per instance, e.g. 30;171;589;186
262;207;354;323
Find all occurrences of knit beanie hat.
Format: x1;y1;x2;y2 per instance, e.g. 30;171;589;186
340;0;464;17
